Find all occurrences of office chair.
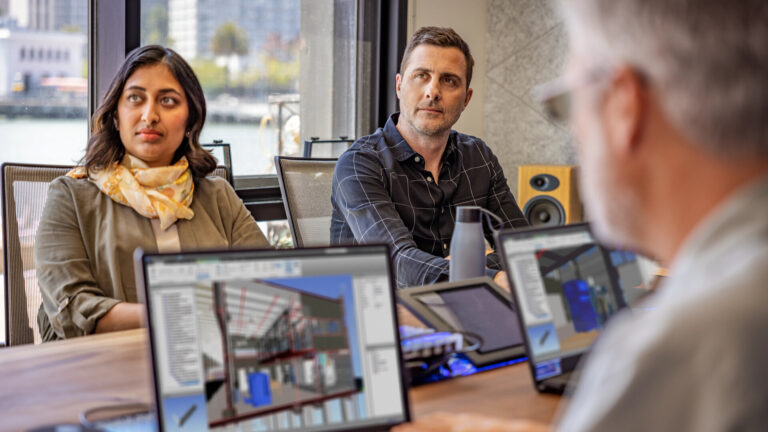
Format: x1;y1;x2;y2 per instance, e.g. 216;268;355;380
202;142;233;185
303;137;354;158
274;156;337;248
2;163;73;345
211;166;231;185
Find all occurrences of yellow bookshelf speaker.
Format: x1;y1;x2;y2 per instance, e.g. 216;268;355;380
518;165;583;227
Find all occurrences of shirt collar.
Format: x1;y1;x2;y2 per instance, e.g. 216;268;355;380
383;112;459;164
383;113;416;161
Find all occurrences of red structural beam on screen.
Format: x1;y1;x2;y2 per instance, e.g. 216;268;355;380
236;284;248;332
252;294;281;336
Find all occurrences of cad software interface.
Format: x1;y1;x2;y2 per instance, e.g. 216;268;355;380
144;249;405;431
502;228;647;380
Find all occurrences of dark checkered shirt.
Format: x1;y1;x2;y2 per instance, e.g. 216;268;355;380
331;113;529;289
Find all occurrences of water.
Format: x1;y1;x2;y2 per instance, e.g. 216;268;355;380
0;118;281;176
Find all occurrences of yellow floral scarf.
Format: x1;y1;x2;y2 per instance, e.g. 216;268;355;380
68;155;195;230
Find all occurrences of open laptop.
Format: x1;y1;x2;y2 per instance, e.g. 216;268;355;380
496;223;653;394
131;244;409;431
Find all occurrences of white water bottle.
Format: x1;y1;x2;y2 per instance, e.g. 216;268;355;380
449;206;486;281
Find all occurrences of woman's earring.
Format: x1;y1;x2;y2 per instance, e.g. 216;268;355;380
185;131;190;137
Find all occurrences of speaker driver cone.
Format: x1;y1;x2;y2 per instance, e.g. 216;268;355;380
523;196;566;227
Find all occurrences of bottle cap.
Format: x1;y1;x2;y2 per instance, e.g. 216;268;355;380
456;206;481;223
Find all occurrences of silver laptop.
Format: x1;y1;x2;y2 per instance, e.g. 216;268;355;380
496;223;653;394
131;244;410;431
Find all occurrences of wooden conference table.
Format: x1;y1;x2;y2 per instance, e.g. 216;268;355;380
0;329;561;431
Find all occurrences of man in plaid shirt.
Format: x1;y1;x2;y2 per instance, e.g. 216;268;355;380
331;26;528;289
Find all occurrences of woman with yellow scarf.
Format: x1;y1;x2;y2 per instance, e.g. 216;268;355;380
35;45;269;341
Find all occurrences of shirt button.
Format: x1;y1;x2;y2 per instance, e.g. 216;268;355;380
443;243;448;249
414;156;421;162
427;176;433;182
441;207;445;214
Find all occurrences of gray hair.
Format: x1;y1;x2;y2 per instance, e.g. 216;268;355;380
560;0;768;158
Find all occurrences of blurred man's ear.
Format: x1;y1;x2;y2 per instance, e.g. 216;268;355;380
396;73;402;99
601;66;647;156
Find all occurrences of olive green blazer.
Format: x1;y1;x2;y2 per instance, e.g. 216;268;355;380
35;175;270;341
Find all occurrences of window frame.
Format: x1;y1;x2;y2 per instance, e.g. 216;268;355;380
358;0;407;131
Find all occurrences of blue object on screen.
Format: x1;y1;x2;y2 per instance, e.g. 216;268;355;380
245;373;272;408
563;279;599;332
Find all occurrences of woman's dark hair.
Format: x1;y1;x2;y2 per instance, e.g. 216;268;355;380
85;45;216;180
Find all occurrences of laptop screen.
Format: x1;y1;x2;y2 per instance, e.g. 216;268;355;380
498;224;650;382
139;245;408;431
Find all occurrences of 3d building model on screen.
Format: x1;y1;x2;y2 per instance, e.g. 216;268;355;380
200;279;361;428
533;245;627;355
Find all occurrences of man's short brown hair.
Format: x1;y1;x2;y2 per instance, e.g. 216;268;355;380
400;26;474;89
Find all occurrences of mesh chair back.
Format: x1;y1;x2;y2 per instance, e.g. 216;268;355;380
275;157;337;248
2;163;73;345
203;142;233;185
210;166;230;184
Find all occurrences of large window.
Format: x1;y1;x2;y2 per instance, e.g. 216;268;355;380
0;1;362;178
141;0;302;177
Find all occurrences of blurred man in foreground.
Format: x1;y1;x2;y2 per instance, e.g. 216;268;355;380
398;0;768;430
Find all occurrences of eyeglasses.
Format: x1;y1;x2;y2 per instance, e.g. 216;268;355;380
533;69;609;125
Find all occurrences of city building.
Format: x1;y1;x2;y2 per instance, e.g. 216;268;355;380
8;0;28;27
0;0;11;17
28;0;87;32
168;0;300;62
0;26;85;97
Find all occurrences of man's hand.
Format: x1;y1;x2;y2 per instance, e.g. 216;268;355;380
493;271;511;292
392;412;549;432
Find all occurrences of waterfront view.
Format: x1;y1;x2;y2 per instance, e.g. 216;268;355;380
1;0;303;176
